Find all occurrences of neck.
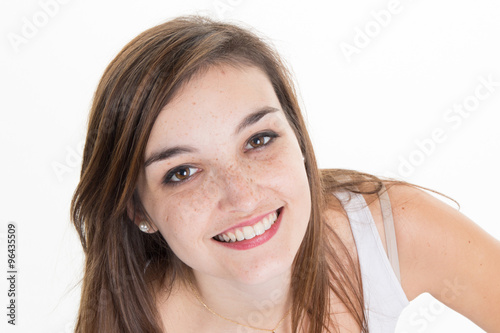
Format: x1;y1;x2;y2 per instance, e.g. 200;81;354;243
190;269;293;331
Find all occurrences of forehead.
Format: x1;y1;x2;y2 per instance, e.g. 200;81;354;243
146;65;282;152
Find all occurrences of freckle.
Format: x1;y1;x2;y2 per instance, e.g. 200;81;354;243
192;102;196;105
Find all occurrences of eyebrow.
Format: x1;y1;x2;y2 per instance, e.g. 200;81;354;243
144;146;196;167
234;106;280;135
144;106;280;168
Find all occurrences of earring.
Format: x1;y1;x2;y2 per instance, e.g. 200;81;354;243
139;221;149;233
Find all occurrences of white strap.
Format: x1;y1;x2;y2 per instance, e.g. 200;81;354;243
379;184;402;283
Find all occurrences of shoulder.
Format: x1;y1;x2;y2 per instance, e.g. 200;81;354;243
384;183;500;332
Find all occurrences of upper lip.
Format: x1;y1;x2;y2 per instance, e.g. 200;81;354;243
215;208;280;236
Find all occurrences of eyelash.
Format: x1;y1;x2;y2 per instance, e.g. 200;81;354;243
244;131;279;151
163;166;200;186
162;131;279;186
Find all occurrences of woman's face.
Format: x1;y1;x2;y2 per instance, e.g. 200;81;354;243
136;64;311;285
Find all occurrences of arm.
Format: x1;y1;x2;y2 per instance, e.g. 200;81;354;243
387;184;500;332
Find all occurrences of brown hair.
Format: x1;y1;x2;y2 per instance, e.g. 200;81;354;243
71;15;377;332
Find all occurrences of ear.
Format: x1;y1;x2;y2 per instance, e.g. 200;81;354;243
126;194;158;233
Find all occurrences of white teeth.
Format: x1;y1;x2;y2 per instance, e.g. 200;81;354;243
215;210;280;243
235;229;245;241
242;226;256;239
263;217;271;230
254;222;265;236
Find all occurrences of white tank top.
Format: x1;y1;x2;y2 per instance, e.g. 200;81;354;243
334;189;409;332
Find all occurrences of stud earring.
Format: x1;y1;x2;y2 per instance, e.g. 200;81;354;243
139;221;149;233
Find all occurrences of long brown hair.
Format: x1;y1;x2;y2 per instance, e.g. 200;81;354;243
71;16;374;332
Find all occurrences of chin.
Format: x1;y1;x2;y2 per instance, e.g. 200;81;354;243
230;255;296;286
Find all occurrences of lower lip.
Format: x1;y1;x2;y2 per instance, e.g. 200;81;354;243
214;209;283;250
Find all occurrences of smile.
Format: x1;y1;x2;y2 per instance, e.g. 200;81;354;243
214;210;279;243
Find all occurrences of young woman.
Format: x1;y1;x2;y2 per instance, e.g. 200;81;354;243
71;16;500;332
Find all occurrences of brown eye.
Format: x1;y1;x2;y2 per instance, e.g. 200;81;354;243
174;169;189;180
165;166;200;184
245;135;272;149
250;136;264;148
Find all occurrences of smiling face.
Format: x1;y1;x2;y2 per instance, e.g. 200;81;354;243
135;64;311;285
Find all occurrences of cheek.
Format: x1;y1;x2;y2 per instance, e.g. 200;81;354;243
260;145;308;192
154;182;219;240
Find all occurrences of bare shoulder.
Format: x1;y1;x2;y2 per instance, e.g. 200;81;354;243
385;183;500;332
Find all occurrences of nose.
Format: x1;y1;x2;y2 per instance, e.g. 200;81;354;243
215;161;262;213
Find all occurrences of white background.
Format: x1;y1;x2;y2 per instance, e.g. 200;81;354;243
1;0;499;332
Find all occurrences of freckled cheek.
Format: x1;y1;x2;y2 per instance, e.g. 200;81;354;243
254;149;307;189
158;185;218;239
